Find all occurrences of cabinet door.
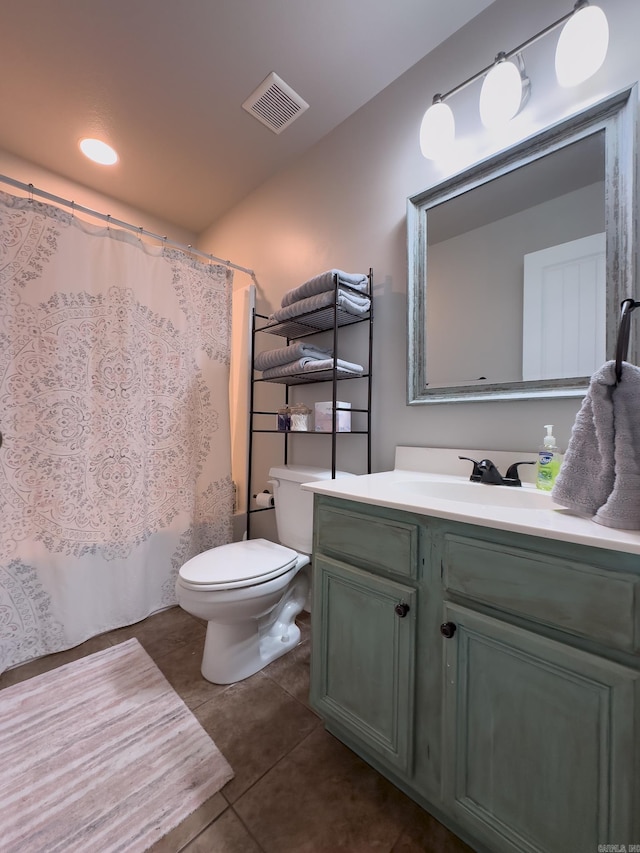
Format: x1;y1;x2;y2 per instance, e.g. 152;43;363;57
441;603;639;853
311;555;416;774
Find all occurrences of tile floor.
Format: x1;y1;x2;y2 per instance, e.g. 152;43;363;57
0;607;475;853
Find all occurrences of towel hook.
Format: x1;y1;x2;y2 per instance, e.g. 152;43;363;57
614;298;640;383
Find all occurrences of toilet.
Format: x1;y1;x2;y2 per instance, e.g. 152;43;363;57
176;464;351;684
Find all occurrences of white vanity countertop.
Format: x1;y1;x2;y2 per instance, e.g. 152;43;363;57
301;447;640;557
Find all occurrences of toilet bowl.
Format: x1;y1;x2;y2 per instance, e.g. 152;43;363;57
176;538;309;684
176;463;354;685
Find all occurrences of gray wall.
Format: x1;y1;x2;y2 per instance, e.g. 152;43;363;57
199;0;639;487
427;181;605;386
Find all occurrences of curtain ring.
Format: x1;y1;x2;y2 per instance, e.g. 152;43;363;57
107;214;111;230
138;226;143;242
70;200;75;218
28;183;34;204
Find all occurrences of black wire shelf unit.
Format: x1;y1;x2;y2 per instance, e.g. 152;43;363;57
246;269;373;539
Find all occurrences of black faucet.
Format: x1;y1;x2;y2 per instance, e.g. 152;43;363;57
458;456;535;487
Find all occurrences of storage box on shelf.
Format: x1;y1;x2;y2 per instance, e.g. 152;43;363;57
314;401;351;432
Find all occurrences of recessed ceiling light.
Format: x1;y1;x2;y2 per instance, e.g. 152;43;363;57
79;138;119;165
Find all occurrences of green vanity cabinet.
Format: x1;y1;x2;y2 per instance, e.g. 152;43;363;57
441;603;639;852
438;529;640;852
309;500;422;775
310;554;417;773
310;494;640;853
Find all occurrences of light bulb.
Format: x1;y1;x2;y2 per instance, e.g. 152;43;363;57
79;138;119;165
419;99;455;160
555;4;609;87
479;58;524;129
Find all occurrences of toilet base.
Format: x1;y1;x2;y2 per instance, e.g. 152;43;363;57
200;570;309;684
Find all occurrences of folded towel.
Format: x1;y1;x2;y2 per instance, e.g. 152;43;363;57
269;288;371;325
260;357;364;380
281;269;369;307
254;341;331;371
551;360;640;529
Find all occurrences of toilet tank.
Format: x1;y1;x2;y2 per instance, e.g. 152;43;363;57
268;464;355;554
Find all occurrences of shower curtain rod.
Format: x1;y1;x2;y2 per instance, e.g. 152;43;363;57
0;173;256;278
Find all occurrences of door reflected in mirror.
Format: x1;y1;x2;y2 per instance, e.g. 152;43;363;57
407;87;636;404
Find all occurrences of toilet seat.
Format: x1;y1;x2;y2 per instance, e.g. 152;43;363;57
178;538;299;591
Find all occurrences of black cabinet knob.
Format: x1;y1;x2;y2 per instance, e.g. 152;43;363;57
440;621;457;638
394;602;410;618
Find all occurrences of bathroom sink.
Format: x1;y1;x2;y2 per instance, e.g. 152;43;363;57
399;480;554;509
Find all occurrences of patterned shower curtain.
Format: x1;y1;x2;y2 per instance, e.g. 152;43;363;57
0;191;235;674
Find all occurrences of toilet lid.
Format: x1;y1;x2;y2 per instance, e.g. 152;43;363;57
178;538;298;588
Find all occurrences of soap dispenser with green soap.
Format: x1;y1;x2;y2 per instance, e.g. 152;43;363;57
536;424;562;491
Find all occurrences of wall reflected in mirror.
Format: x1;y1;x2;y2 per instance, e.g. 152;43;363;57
426;133;605;388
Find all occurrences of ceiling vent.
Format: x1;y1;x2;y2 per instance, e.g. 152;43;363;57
242;72;309;134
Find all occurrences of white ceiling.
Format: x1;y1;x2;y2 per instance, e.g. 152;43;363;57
0;0;495;233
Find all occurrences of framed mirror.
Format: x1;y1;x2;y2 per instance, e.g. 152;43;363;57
407;86;636;404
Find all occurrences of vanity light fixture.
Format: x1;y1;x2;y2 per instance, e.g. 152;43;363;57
79;138;119;166
420;0;609;159
419;95;455;160
479;53;530;129
555;2;609;87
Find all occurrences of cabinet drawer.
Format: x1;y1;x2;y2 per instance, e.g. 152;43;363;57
442;534;640;653
315;505;418;578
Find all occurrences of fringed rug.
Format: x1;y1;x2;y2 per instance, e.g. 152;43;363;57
0;638;233;852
